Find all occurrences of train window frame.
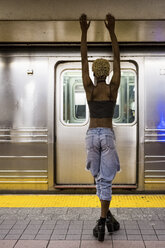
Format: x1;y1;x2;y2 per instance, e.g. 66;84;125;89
59;65;137;127
60;69;89;126
112;68;137;126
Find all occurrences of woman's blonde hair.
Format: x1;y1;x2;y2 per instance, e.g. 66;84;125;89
92;59;110;78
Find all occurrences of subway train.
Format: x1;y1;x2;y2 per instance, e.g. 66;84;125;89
0;45;165;193
0;0;165;192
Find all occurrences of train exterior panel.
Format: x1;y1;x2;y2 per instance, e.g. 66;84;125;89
0;47;164;192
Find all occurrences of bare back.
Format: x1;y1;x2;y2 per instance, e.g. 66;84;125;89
85;81;116;128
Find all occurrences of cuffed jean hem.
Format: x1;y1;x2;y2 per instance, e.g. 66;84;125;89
95;177;115;201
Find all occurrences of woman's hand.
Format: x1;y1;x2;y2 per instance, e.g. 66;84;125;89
104;13;115;32
79;14;91;32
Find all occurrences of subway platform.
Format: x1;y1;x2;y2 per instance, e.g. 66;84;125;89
0;195;165;248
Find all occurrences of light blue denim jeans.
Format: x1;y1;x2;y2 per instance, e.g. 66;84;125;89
85;127;120;201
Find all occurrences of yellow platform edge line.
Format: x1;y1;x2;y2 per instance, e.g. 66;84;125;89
0;195;165;208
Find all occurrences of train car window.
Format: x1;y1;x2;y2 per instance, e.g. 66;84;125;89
62;69;136;125
62;70;87;124
113;70;136;124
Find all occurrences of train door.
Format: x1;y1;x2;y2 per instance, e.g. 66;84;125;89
113;62;137;185
55;62;93;185
55;60;137;186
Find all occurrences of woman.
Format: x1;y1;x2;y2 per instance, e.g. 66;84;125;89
79;13;120;242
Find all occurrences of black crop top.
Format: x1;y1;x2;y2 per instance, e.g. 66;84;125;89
88;100;116;118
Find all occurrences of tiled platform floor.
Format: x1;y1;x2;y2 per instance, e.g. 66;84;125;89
0;207;165;247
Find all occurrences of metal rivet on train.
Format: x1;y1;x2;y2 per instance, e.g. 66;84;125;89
27;69;34;75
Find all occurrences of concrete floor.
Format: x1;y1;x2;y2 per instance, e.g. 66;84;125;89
0;207;165;247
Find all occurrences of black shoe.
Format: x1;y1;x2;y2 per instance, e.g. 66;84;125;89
93;218;105;242
106;210;120;233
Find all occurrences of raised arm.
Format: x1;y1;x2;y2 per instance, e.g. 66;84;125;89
105;14;120;101
79;14;92;90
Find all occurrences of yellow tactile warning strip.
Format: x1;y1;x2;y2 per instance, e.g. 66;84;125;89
0;195;165;208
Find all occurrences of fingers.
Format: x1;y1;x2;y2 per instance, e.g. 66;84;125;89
79;14;90;30
87;21;91;28
79;13;87;22
79;14;87;23
104;20;108;28
106;13;115;21
105;14;115;31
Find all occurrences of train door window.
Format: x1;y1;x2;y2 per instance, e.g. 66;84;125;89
113;70;136;124
61;68;136;125
62;70;87;124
